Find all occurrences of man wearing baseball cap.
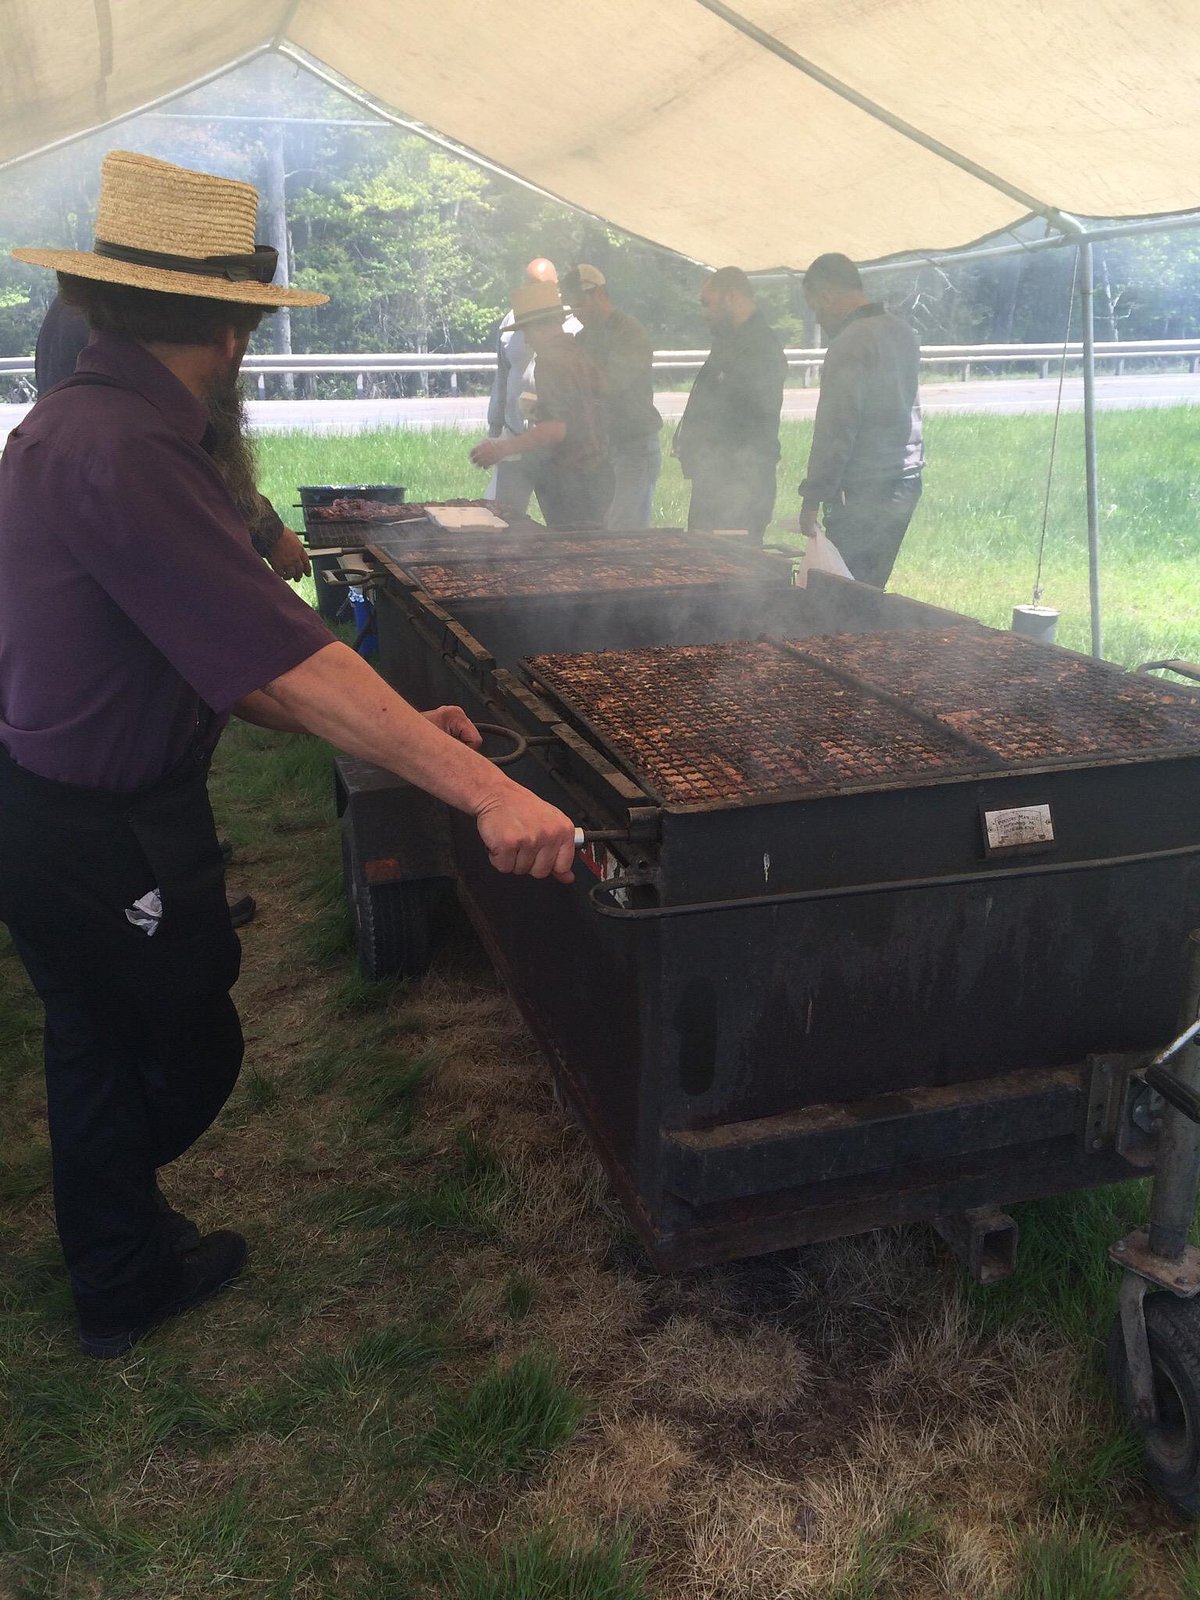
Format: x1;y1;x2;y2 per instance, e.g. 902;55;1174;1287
560;265;662;529
470;281;613;527
1;151;576;1358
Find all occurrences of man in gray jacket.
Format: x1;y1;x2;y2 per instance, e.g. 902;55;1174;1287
799;253;923;588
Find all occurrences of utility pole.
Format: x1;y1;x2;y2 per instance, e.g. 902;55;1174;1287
261;123;294;398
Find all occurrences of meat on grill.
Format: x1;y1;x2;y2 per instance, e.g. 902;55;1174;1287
409;551;747;602
524;631;1200;806
308;498;426;522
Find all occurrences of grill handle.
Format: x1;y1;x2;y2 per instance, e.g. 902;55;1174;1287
574;827;634;847
474;722;527;767
472;724;634;845
1136;658;1200;687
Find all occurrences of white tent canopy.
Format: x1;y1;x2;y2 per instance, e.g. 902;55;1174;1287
5;0;1200;656
3;0;1200;268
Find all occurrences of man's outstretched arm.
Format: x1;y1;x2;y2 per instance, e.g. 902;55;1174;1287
235;642;577;882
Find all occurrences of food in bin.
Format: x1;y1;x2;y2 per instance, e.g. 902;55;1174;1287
308;498;427;522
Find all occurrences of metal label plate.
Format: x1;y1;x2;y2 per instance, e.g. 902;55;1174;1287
981;802;1055;856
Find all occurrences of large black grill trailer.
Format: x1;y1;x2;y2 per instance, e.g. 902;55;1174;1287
334;542;1200;1514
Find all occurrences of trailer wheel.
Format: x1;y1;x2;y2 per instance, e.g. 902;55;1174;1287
340;823;432;981
1108;1294;1200;1516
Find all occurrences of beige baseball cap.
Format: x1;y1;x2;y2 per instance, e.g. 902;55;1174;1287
561;263;606;301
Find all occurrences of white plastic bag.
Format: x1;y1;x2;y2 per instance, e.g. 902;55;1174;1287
793;528;853;588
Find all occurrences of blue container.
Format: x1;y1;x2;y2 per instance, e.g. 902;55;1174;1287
348;586;377;658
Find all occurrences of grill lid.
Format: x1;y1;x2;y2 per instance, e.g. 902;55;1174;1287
524;630;1200;807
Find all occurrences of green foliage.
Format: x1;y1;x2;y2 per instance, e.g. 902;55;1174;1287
442;1528;648;1600
1041;1428;1144;1520
255;404;1200;671
967;1182;1148;1348
1007;1525;1132;1600
505;1273;537;1321
289;141;502;356
829;1508;934;1600
420;1351;587;1483
350;1130;519;1236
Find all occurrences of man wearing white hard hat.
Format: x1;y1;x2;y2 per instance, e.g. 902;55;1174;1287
0;151;576;1359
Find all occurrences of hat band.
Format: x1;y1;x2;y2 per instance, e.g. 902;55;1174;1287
93;238;280;284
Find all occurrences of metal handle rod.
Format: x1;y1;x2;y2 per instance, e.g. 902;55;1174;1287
1151;1016;1200;1070
573;827;633;847
1149;930;1200;1259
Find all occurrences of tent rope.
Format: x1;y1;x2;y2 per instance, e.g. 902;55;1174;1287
1033;248;1082;605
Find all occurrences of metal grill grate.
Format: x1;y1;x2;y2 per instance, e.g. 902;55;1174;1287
381;531;698;564
792;628;1200;759
526;631;1200;807
526;641;980;804
410;550;748;601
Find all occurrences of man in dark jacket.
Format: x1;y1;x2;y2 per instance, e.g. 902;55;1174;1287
799;253;924;588
673;267;786;538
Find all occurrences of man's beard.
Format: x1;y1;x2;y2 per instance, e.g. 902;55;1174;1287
206;367;261;524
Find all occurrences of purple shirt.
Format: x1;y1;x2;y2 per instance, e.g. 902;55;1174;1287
0;335;330;790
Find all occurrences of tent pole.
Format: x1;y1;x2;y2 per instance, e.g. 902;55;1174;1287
1080;239;1103;658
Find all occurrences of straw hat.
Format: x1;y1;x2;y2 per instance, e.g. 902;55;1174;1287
12;150;328;308
510;280;566;331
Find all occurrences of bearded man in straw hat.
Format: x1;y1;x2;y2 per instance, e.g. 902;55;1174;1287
470;280;613;528
0;151;577;1359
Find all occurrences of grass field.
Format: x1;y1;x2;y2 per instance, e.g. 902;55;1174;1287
255;405;1200;668
2;408;1200;1597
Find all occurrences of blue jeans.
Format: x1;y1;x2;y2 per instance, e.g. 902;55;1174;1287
606;434;662;529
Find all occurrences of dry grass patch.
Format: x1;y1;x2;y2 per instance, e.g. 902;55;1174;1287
503;1261;649;1385
629;1314;811;1420
526;1413;697;1531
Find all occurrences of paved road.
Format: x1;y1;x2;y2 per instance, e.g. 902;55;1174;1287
3;371;1199;442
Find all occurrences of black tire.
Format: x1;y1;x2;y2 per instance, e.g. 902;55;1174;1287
340;823;432;981
1108;1293;1200;1516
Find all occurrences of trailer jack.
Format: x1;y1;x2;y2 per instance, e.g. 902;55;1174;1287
934;1206;1019;1284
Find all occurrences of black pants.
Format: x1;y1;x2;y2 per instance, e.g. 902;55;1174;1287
687;451;779;539
0;747;243;1330
822;477;923;589
533;460;615;529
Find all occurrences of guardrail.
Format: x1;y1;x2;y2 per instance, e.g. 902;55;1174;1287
4;338;1200;393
